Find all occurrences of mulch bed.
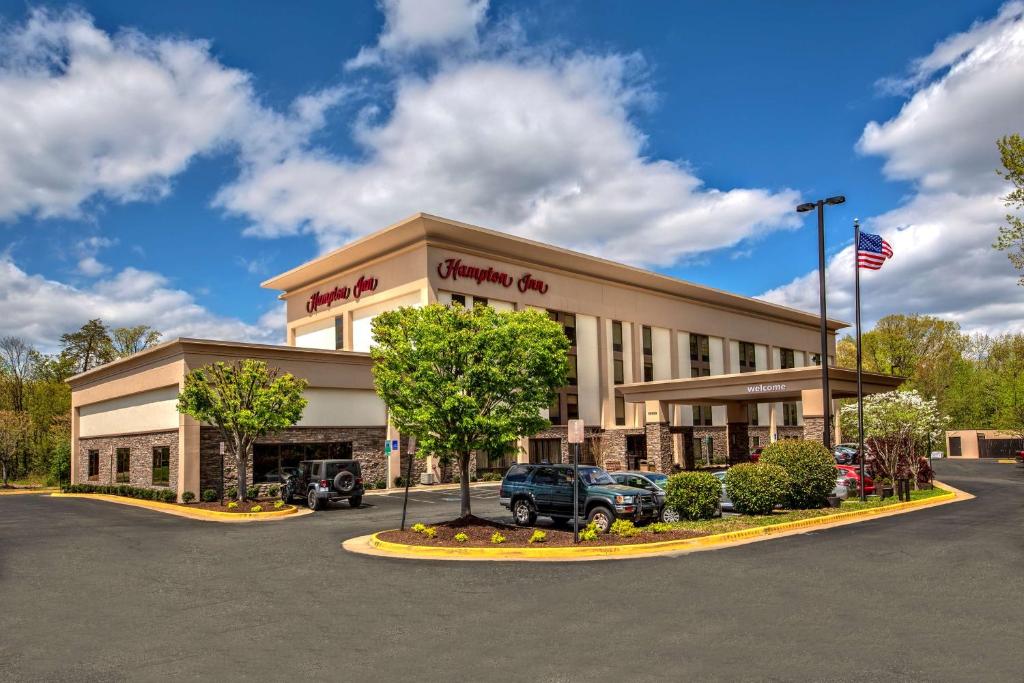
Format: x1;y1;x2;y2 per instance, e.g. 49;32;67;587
378;516;707;548
183;498;290;514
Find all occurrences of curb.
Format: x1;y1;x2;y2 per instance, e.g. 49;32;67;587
50;493;310;523
344;482;969;562
0;487;58;496
361;481;501;496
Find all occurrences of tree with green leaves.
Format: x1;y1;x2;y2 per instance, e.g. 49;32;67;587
110;325;162;358
176;360;308;502
994;133;1024;285
370;304;570;518
0;336;34;411
986;334;1024;439
60;319;114;373
0;410;33;487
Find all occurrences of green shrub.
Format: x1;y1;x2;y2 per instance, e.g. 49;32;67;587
267;485;279;497
47;441;71;487
482;472;502;481
725;463;789;515
664;471;721;520
181;491;196;504
455;532;469;543
411;523;427;534
375;480;386;489
579;522;599;541
423;527;437;539
490;531;506;544
528;530;547;544
647;522;672;534
249;504;263;513
609;518;637;536
760;440;836;509
227;501;238;510
225;486;238;500
394;476;407;487
202;489;218;503
274;500;285;509
246;485;260;499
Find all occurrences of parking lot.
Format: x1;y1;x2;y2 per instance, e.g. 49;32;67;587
1;460;1022;681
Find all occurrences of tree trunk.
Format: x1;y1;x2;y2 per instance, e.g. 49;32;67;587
236;438;248;502
459;451;471;519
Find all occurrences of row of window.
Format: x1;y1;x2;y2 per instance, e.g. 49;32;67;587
87;446;170;486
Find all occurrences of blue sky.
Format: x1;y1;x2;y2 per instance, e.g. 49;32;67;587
0;0;1021;350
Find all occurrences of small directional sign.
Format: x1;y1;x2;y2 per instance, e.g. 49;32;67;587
567;419;584;444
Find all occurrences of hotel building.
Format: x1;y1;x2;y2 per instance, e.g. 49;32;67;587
68;213;900;499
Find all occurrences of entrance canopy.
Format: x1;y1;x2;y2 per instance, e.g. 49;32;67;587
617;366;904;406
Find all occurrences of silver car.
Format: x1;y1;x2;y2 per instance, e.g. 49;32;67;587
710;471;733;512
610;471;679;522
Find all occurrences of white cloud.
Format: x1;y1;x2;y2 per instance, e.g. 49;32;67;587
762;2;1024;335
74;235;117;276
218;53;800;267
0;255;281;352
0;9;343;221
346;0;489;69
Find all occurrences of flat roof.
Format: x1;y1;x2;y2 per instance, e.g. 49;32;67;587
616;366;904;404
262;213;849;331
67;337;372;387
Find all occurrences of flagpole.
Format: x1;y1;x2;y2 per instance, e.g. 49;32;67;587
855;218;867;502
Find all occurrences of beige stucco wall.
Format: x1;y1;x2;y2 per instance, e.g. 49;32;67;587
351;290;423;352
946;429;1019;458
298;388;387;427
576;314;601;425
79;385;180;438
294;317;336;350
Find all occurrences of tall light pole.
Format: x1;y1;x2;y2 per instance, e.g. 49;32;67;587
796;195;845;449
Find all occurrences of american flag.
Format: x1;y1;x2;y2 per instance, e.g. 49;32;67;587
857;231;893;270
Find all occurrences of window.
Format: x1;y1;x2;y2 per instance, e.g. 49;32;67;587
87;449;99;479
334;316;344;350
690;334;710;363
751;435;761;448
549;396;561;425
641;325;654;382
613;358;624;385
747;404;759;426
549;311;576;345
738;341;756;372
152;446;170;486
115;448;130;483
783;402;799;427
566;354;578;386
810;353;822;366
566;394;579;421
611;321;623;352
625;434;647;470
252;442;353;483
779;348;795;369
450;293;466;307
615;395;626;426
529;440;561;464
504;465;530;482
474;296;488;308
693;405;713;426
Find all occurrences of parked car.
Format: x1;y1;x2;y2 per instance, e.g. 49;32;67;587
282;459;364;511
499;464;657;532
263;466;299;484
832;475;850;501
710;471;733;513
833;443;859;465
750;447;764;463
1015;450;1024;464
836;464;874;494
609;471;679;522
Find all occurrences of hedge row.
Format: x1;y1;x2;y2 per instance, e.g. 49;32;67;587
63;483;177;503
664;471;721;520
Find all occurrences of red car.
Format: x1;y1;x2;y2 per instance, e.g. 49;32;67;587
837;465;874;494
750;447;764;463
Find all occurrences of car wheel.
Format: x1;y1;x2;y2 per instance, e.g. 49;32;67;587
307;490;321;511
512;498;537;526
660;507;680;523
586;506;614;533
349;495;362;508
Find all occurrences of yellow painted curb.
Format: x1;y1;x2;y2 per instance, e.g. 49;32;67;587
0;487;58;496
996;459;1016;464
50;493;308;522
346;484;967;562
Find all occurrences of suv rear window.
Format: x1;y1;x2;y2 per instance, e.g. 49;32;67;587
504;465;530;482
324;461;360;478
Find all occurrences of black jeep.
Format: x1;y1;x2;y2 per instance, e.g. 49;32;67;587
282;459;364;511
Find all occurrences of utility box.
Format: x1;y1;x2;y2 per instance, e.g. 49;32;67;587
420;472;436;485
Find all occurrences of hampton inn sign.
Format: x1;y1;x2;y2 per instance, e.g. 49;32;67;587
436;258;549;295
305;275;379;313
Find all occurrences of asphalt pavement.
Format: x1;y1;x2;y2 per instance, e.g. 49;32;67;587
1;460;1021;682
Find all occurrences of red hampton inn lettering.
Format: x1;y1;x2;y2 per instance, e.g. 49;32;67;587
436;258;549;295
306;275;379;314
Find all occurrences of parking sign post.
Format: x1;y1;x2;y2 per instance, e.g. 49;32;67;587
568;419;584;544
400;436;416;531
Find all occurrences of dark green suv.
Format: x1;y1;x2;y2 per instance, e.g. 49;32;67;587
499;464;657;532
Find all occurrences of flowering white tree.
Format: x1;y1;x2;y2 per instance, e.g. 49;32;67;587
840;391;947;485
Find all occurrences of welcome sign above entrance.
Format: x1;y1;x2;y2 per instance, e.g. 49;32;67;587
746;383;787;394
436;258;549;295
